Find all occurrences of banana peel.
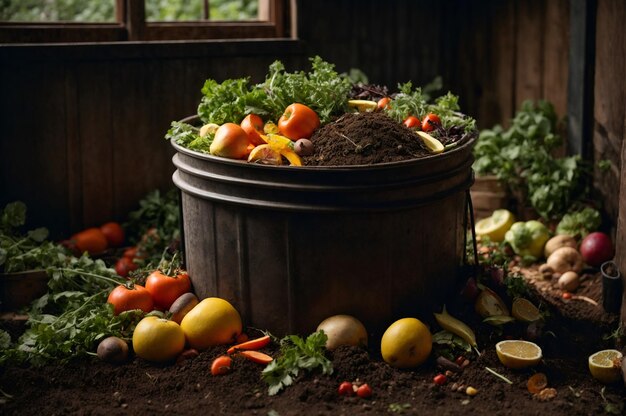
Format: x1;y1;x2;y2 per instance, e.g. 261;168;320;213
347;99;378;112
434;305;478;350
416;131;444;154
260;133;302;166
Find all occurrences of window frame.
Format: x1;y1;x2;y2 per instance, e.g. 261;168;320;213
0;0;290;43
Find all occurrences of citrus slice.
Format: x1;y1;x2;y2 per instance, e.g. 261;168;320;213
347;99;378;112
511;298;542;322
588;349;623;384
496;340;542;369
416;131;444;154
474;209;515;242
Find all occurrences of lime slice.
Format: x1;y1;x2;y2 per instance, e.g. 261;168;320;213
511;298;542;322
496;340;542;369
416;131;444;154
588;349;622;384
474;209;515;242
347;99;378;112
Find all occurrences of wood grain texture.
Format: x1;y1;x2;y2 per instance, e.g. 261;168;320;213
594;0;625;225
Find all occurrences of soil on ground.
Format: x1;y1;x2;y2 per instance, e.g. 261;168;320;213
1;266;624;416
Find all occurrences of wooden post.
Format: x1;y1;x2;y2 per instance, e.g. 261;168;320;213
567;0;596;158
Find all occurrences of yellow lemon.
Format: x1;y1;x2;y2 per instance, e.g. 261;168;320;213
181;297;242;350
381;317;432;368
132;316;186;363
496;340;542;369
511;298;542;322
588;349;623;384
475;209;515;242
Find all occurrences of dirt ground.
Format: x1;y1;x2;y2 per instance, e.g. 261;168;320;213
1;269;624;416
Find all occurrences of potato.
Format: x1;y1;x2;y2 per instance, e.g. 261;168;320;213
97;336;129;364
316;314;368;351
558;271;580;292
544;234;577;259
546;246;583;275
168;292;199;324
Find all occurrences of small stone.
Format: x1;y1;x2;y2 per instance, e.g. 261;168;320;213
121;403;128;409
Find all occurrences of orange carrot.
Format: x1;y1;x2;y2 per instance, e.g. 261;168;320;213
227;335;271;355
238;350;273;365
210;355;232;375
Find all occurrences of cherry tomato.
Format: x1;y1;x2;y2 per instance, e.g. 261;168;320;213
356;384;372;398
421;113;441;132
240;114;266;146
145;270;192;310
562;292;572;300
403;115;421;129
100;222;125;247
278;103;320;140
211;355;233;376
71;227;108;255
115;256;138;278
377;97;391;110
338;381;354;396
123;246;146;260
433;374;447;385
209;123;251;159
107;284;154;315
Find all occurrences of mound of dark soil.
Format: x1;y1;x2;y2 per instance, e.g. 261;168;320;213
1;278;624;415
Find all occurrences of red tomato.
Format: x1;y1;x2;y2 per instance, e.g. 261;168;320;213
338;381;354;396
71;227;108;255
145;270;192;310
107;284;154;315
100;222;125;247
240;114;266;146
421;113;441;132
403;115;421;129
278;103;320;140
377;97;391;110
356;384;372;398
115;256;138;278
433;374;447;385
209;123;251;159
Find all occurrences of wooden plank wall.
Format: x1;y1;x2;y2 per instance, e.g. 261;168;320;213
0;42;304;238
596;0;626;321
297;0;570;131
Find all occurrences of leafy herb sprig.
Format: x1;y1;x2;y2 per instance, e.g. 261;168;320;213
261;331;333;396
473;100;589;220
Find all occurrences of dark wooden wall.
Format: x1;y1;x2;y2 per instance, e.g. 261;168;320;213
0;42;304;238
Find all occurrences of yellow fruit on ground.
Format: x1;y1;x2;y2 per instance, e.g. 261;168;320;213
588;349;623;384
511;298;542;322
496;340;542;369
475;209;515;242
132;316;185;363
180;297;242;350
381;317;432;368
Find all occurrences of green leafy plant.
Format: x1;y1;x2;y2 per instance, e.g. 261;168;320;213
556;207;601;239
0;201;67;274
261;331;333;396
432;330;472;360
473;100;589;220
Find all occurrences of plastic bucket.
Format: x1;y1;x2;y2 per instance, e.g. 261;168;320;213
171;126;475;336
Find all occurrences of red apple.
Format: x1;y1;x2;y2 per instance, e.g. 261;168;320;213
579;232;614;267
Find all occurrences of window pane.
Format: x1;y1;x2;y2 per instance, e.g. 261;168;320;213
145;0;259;22
0;0;116;22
